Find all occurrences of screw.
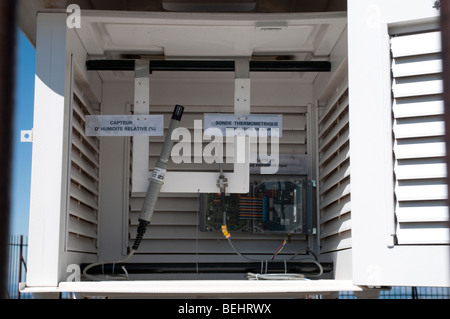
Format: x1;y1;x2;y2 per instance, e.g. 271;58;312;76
433;1;440;10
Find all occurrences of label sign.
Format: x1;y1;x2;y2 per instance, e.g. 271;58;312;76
203;114;282;137
250;154;309;175
86;115;164;136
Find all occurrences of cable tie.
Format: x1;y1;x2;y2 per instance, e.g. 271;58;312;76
221;225;231;239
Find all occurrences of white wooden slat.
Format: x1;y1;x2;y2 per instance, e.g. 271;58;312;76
392;76;443;98
71;149;99;181
319;177;351;209
396;224;449;245
72;99;86;122
395;161;447;180
149;143;307;157
392;53;442;78
149;159;236;172
320;196;351;224
131;195;199;212
73;87;96;116
319;96;349;138
153;129;305;144
319;213;351;240
129;211;197;226
70;182;99;210
66;233;97;253
318;95;349;139
393;117;445;139
390;31;441;58
71;166;99;195
72;136;99;168
393;138;446;159
68;215;97;239
395;182;447;202
393;96;443;118
129;224;304;241
72;117;100;154
318;130;349;167
131;238;306;255
318;84;348;124
320;231;351;253
396;204;448;223
69;198;98;224
319;161;350;196
318;112;349;154
319;144;350;180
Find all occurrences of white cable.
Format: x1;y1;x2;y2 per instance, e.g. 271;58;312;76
82;249;135;281
245;273;307;280
227;237;324;278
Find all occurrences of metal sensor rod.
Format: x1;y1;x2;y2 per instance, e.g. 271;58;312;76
86;59;331;72
132;104;185;251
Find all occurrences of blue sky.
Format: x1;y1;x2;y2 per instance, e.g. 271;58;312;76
10;28;35;236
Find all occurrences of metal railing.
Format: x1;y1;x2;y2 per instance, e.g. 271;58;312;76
339;286;450;299
6;235;31;299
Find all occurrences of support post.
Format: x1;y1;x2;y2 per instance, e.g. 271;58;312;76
234;58;251;115
132;60;151;193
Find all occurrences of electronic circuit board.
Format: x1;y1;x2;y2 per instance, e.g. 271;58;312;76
199;178;315;235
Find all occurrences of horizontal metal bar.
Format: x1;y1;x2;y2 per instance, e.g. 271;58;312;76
81;261;332;275
86;59;331;72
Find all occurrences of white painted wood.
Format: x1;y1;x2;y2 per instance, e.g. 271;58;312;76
394;137;446;159
317;81;351;253
25;3;450;295
131;61;151;193
27;13;71;287
393;96;443;118
391;30;449;246
75;11;346;59
391;54;442;78
348;0;448;287
21;280;365;298
97;82;133;261
390;31;441;58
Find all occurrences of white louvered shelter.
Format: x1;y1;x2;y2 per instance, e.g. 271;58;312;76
20;0;449;298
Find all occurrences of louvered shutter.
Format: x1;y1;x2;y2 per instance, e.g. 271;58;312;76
391;30;449;245
318;85;351;253
67;85;100;253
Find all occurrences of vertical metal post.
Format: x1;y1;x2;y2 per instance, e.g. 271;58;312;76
0;0;16;299
234;58;251;115
17;236;23;299
131;60;151;193
441;1;450;231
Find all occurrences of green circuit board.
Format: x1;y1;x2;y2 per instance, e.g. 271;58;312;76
199;179;310;234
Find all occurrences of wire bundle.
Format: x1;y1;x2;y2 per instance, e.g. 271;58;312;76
271;239;287;260
238;196;263;219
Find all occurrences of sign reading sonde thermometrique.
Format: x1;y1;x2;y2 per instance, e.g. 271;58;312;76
85;115;164;136
203;114;282;137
